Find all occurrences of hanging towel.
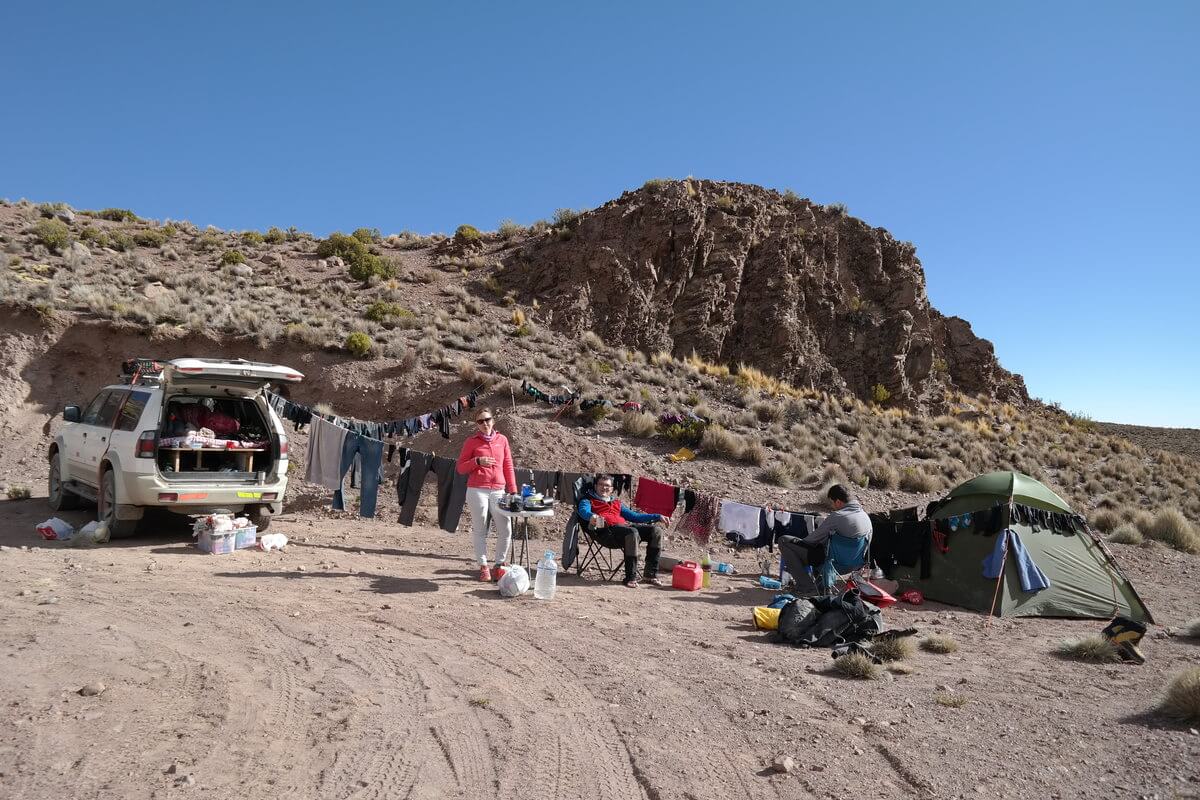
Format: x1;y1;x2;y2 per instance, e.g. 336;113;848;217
719;500;762;539
633;476;678;517
305;416;348;491
982;529;1050;592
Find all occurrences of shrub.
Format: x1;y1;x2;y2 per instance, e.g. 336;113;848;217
454;224;482;245
88;208;138;222
761;462;796;489
582;404;611;426
241;230;265;245
344;332;373;357
78;226;110;249
552;208;579;226
1089;508;1123;533
871;637;914;662
364;301;411;323
352;227;381;243
108;231;133;251
513;323;532;337
220;249;246;266
1055;636;1120;662
1158;667;1200;723
864;459;900;490
264;227;286;244
714;194;735;212
6;485;32;500
871;383;892;404
831;652;880;680
317;232;393;281
621;412;658;438
642;178;669;190
828;202;849;216
497;219;522;239
33;219;70;253
739;440;767;466
700;425;744;459
920;635;958;654
134;228;169;247
659;418;707;446
1108;524;1144;545
1141;508;1200;554
900;467;940;493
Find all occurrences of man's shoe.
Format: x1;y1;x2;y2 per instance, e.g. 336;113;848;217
478;564;492;582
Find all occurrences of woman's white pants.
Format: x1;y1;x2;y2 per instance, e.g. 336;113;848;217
466;487;512;565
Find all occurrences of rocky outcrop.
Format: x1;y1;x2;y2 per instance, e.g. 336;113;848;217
498;179;1027;405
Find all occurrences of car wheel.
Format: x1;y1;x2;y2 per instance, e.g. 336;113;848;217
100;469;139;539
247;505;271;532
48;453;80;511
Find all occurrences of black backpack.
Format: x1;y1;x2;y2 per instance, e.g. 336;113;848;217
773;588;883;648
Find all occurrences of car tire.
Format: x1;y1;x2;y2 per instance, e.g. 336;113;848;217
100;469;139;539
247;505;271;532
48;453;81;511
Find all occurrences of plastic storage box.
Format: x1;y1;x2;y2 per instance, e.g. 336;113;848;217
197;530;235;555
233;525;258;550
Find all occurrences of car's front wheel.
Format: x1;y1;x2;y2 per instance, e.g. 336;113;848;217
100;469;140;539
48;452;81;511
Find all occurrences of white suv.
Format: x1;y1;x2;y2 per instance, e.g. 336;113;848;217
49;358;303;537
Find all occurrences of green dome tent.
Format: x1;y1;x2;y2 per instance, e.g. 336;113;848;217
891;471;1152;621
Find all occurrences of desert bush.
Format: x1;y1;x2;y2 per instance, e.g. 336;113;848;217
78;226;110;249
920;635;958;654
1089;507;1123;533
1140;508;1200;554
264;226;286;244
871;383;891;404
317;232;392;281
621;412;658;438
220;249;246;266
497;219;522;239
552;208;579;226
714;194;735;212
1056;636;1120;662
828;202;849;216
701;425;744;459
750;400;784;423
86;208;138;222
900;467;940;493
195;232;221;252
352;227;381;243
761;462;796;489
831;652;880;680
642;178;670;190
581;404;611;426
6;485;32;500
739;439;767;466
1158;667;1200;723
134;228;169;247
364;301;413;323
241;230;265;246
1108;524;1144;545
864;459;900;490
836;419;861;437
454;224;482;245
659;418;707;447
871;637;914;662
33;219;70;253
344;332;373;357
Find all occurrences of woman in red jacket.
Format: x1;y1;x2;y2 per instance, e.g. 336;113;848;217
456;408;518;581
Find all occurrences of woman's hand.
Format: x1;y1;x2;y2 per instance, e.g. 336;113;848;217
475;455;496;467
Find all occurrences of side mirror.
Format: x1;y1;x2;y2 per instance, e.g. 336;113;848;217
63;405;81;423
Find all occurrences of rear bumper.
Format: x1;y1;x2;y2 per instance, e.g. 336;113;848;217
121;471;288;512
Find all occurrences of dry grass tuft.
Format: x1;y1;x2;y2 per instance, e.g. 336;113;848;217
864;459;899;490
920;635;959;654
1157;667;1200;723
870;637;914;662
900;467;940;493
830;653;881;680
760;462;796;489
1107;524;1143;545
886;662;915;675
1140;509;1200;554
934;691;968;708
1183;618;1200;639
620;412;658;438
1055;636;1120;662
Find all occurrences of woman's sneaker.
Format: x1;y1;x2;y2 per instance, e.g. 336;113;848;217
478;564;492;582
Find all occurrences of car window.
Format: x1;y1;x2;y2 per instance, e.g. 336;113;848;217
81;390;114;426
89;391;127;429
115;390;151;432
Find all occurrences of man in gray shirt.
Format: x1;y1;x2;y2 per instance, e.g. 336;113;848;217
778;484;871;592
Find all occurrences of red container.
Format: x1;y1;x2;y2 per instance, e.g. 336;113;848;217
672;560;704;591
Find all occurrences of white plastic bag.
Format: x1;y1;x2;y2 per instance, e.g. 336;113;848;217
72;520;109;546
259;533;288;552
498;565;530;597
36;517;74;541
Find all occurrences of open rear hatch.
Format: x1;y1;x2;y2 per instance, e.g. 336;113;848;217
163;358;303;396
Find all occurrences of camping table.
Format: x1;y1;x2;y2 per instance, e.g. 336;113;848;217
491;505;556;572
161;447;266;473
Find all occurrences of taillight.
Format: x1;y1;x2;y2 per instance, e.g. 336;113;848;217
261;492;278;501
279;435;288;458
158;493;178;502
136;430;157;458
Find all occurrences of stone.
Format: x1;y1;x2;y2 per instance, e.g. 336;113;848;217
79;682;106;697
55;208;76;224
229;264;253;278
18;589;30;596
772;755;795;774
38;596;59;605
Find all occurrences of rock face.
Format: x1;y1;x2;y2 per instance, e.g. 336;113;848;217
499;180;1026;405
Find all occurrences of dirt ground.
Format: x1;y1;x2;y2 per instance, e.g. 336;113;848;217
1;492;1197;800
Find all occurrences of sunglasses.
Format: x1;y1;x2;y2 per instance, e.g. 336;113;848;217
476;417;494;424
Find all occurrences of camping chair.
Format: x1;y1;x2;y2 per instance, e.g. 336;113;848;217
817;534;871;596
559;476;624;582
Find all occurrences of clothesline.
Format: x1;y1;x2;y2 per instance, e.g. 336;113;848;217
265;385;483;442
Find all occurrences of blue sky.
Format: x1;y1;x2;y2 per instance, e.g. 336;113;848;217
3;2;1197;426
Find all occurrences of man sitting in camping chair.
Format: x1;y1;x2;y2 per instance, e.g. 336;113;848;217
578;474;667;588
777;484;872;595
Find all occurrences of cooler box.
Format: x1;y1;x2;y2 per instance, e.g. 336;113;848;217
234;525;258;550
197;530;235;555
672;560;703;591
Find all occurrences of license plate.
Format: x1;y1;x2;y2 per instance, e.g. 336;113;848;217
237;491;263;499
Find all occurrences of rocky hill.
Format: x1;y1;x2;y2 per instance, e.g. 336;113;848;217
498;180;1027;406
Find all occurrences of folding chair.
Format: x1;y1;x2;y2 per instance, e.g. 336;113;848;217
559;477;624;582
817;534;871;596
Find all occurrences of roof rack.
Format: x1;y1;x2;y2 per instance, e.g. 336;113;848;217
120;357;166;386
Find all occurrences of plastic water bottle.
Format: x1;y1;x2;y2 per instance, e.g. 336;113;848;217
534;550;558;600
715;562;736;575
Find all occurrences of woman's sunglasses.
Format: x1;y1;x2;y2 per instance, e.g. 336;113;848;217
476;417;494;424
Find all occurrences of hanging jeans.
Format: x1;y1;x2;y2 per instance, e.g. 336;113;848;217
431;456;468;533
332;434;385;518
397;451;434;526
465;487;512;565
